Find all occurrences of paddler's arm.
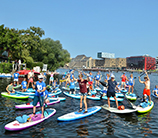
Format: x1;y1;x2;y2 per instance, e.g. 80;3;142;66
6;85;10;94
145;71;150;81
38;87;46;93
116;84;120;92
138;76;144;84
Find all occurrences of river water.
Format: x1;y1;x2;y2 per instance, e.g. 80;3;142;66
0;69;158;138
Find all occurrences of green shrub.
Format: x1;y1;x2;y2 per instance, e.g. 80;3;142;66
0;63;12;73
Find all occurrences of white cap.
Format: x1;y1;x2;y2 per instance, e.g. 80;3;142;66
38;75;43;79
111;74;115;78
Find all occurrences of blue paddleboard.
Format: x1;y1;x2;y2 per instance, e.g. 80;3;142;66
57;106;101;121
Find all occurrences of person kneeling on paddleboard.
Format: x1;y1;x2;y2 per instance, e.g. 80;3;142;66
152;85;158;96
31;75;46;118
6;81;15;94
139;94;149;108
107;75;119;109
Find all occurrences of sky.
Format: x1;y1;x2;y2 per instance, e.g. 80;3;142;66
1;0;158;59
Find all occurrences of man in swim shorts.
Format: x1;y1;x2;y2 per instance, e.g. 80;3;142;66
139;71;151;102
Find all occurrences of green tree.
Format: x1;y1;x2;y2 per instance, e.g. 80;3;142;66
39;38;70;71
0;25;23;60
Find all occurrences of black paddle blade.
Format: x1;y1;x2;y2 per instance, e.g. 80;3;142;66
99;81;107;87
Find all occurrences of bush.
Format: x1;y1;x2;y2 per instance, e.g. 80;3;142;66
0;63;12;73
26;62;43;70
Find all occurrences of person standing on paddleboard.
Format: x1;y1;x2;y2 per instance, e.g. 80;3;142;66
139;71;151;103
77;74;90;113
107;75;119;109
31;75;46;118
95;71;102;88
27;69;34;89
128;74;135;94
120;72;127;90
13;71;19;86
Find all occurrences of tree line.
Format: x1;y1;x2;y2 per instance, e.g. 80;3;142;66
0;24;70;71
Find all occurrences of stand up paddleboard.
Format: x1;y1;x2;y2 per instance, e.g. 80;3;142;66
5;108;56;131
121;89;128;93
125;92;137;101
101;96;124;102
15;91;35;96
1;92;29;100
102;104;137;114
136;101;154;114
87;95;100;100
57;106;101;121
15;99;60;109
14;85;21;89
152;93;158;98
63;91;81;99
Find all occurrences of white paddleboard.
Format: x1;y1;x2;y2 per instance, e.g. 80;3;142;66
102;104;137;114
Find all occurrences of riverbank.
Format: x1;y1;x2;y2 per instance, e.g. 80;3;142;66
60;67;158;74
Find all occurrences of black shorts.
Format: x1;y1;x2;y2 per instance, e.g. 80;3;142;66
107;91;115;97
87;88;89;93
70;89;75;92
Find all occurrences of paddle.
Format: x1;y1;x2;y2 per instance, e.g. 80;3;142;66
134;64;155;79
99;81;108;87
134;71;145;79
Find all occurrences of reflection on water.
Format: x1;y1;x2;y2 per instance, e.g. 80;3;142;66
137;112;152;137
76;119;89;137
100;114;115;135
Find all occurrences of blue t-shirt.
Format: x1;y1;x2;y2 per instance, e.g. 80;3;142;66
43;89;49;98
44;72;47;76
35;81;46;96
95;75;100;80
14;73;19;79
69;82;75;89
105;76;111;80
89;75;94;82
21;81;27;89
70;74;74;80
107;80;117;92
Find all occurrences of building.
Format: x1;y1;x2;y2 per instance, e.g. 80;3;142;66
156;57;158;70
97;52;115;58
126;56;156;70
68;55;93;69
96;52;126;69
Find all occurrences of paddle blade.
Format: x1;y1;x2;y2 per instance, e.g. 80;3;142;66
99;81;107;87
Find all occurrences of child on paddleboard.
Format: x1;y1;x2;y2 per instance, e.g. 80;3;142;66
68;79;77;94
6;81;15;94
21;78;27;92
128;74;135;94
